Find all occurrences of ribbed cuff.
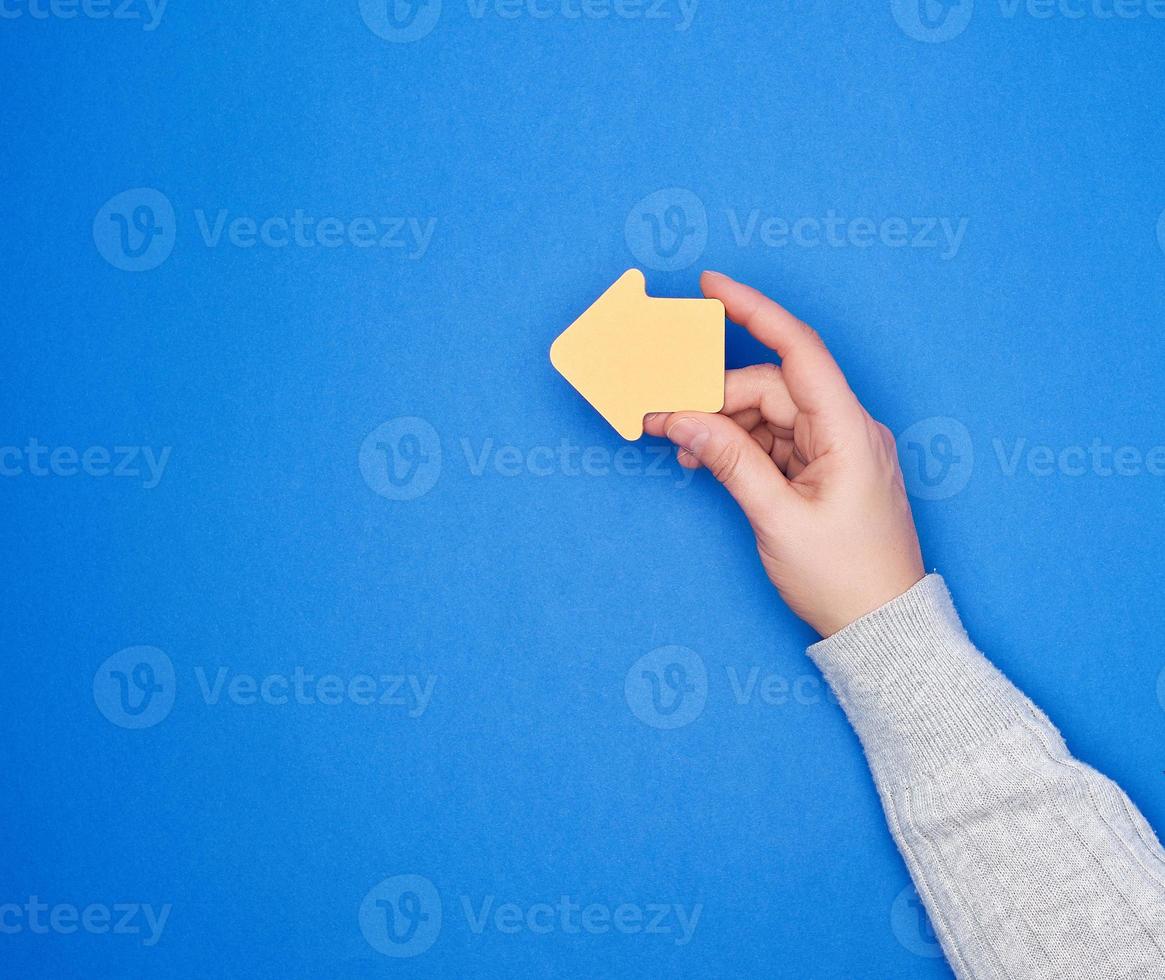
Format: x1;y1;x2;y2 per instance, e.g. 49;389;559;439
807;575;1034;787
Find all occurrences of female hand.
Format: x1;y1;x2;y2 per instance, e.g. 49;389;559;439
644;271;925;637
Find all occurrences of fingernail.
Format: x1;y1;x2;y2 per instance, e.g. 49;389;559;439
643;413;662;425
666;418;710;454
702;270;729;281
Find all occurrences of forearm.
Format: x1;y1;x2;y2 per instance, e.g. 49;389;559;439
808;575;1165;979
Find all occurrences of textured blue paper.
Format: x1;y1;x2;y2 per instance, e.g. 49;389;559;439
3;2;1165;976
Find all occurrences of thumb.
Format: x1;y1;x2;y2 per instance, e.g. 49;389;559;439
664;413;793;526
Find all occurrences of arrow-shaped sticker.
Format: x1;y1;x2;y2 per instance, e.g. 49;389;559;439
550;269;725;440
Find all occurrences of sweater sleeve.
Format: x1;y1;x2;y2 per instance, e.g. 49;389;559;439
807;574;1165;979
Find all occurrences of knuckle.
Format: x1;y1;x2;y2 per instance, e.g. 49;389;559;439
873;421;904;470
798;321;826;349
753;362;782;385
708;441;744;484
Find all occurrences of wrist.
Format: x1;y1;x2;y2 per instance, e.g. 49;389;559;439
814;567;927;638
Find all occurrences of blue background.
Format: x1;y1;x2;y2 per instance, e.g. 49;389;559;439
4;0;1165;976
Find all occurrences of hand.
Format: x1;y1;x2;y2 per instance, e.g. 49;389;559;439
644;271;925;637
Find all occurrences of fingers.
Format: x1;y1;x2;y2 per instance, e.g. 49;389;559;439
646;410;800;476
643;412;672;439
644;363;795;440
701;271;859;419
663;412;793;525
731;408;763;432
722;363;797;430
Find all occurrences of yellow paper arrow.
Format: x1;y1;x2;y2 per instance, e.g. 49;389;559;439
550;269;725;440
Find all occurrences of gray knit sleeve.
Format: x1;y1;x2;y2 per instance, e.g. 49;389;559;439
807;574;1165;979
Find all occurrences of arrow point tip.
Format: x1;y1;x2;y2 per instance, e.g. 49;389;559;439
621;268;646;290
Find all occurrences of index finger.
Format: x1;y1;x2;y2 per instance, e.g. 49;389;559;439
700;271;859;418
